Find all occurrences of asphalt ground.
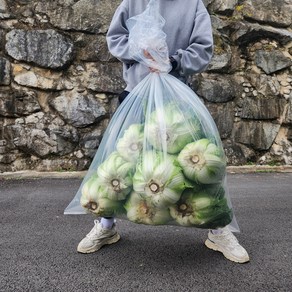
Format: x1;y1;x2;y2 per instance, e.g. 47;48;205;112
0;173;291;292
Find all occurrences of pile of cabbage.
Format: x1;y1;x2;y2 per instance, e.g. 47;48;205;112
80;103;232;229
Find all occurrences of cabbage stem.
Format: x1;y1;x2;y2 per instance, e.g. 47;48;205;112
191;155;200;164
85;201;97;210
111;179;121;192
149;181;160;193
130;143;139;151
178;203;193;217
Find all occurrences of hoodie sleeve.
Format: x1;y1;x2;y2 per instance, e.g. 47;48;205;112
171;1;213;76
106;0;135;64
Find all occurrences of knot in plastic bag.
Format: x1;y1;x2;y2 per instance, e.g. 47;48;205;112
126;0;172;73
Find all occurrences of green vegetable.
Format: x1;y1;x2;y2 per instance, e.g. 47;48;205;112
169;188;232;228
97;151;135;201
178;138;226;184
80;174;125;216
145;103;202;154
80;174;100;211
125;191;172;225
116;124;144;163
133;151;190;207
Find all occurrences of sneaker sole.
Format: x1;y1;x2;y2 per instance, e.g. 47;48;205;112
205;238;249;264
77;233;121;254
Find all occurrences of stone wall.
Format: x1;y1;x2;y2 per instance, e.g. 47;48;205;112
0;0;291;172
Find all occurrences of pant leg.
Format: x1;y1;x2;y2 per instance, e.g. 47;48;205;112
118;90;130;104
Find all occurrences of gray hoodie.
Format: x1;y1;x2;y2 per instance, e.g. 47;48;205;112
106;0;213;91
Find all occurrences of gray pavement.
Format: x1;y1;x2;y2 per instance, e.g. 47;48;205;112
0;173;291;292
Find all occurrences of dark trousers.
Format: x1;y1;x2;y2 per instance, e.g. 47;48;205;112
118;90;130;104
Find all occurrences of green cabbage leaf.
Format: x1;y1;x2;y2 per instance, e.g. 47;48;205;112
178;138;226;184
133;151;191;207
145;103;202;154
80;174;125;216
169;187;232;228
116;124;144;163
97;151;135;201
125;191;172;225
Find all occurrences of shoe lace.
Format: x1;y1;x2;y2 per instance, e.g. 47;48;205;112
86;220;102;240
218;229;240;248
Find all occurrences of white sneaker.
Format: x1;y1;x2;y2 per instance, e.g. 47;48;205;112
77;220;120;254
205;227;250;263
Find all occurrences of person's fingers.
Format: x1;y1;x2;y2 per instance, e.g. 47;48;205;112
149;67;159;72
143;49;154;60
143;49;150;57
143;50;159;71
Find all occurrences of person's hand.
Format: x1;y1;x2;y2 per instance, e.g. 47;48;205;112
143;50;159;72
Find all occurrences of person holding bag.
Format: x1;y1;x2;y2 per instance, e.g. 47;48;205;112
75;0;249;264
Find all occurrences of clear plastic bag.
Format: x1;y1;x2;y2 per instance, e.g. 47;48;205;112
64;0;239;232
126;0;172;73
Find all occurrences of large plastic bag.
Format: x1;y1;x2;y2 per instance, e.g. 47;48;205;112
64;0;239;232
